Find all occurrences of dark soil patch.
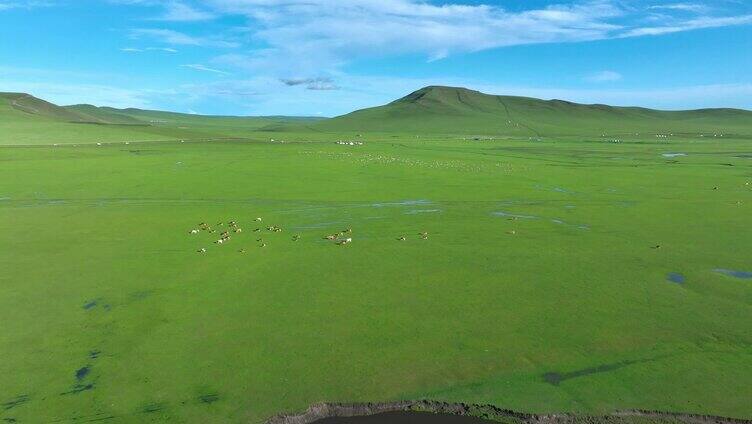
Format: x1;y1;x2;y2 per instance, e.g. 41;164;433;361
61;383;94;395
198;393;219;404
141;402;166;414
266;401;752;424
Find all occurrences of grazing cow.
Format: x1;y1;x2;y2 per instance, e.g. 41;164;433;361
216;239;225;244
190;229;199;234
234;228;243;233
652;245;661;249
255;217;262;222
337;238;352;245
239;249;246;254
253;228;261;232
508;230;517;235
324;234;337;240
292;235;301;241
397;236;406;241
260;243;267;248
198;248;207;253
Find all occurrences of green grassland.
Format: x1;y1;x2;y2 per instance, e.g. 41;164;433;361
1;88;751;423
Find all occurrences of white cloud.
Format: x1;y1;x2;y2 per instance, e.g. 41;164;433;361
121;47;178;53
183;0;751;79
129;28;239;48
154;1;215;21
280;77;338;90
621;14;752;37
181;64;230;75
648;3;709;14
208;0;623;75
586;70;623;83
0;0;53;11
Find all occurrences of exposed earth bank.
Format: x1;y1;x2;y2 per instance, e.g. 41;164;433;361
265;401;752;424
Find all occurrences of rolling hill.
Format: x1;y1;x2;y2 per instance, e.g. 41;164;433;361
0;92;324;145
0;92;110;123
307;86;752;137
3;88;751;144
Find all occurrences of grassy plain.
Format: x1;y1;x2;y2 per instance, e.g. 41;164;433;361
1;88;751;423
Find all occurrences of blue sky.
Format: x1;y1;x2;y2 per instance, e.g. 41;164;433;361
0;0;750;116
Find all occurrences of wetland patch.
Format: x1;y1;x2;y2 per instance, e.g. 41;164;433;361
667;273;686;284
714;269;752;279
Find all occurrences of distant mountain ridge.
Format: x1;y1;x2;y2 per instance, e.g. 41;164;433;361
0;92;324;126
2;88;751;138
0;92;325;145
309;86;752;136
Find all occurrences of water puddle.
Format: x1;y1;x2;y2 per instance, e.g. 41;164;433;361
714;269;752;279
667;273;685;284
75;366;90;381
371;199;432;208
404;209;441;215
492;211;538;219
551;219;590;230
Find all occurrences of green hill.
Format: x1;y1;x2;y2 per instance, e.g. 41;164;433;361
64;104;149;125
0;92;99;123
309;86;752;137
83;106;325;130
0;93;325;145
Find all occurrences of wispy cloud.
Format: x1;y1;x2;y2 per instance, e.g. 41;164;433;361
153;1;214;21
129;28;238;48
181;64;230;75
621;14;752;37
648;3;710;14
188;0;752;79
0;0;53;11
585;70;622;83
121;47;178;53
280;77;338;90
